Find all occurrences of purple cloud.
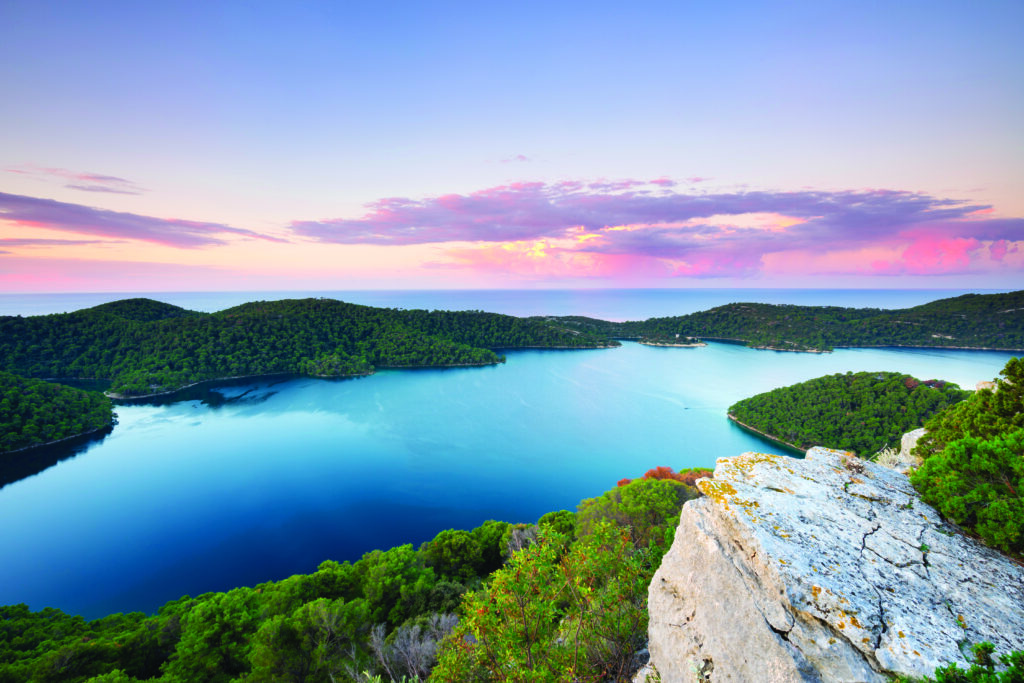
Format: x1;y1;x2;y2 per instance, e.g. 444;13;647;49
291;179;1023;277
1;238;112;247
293;181;1015;245
0;192;286;248
500;154;531;163
64;184;142;195
6;165;146;195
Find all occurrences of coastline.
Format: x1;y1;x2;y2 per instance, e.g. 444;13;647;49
1;422;115;456
103;357;512;400
638;340;707;348
96;343;617;400
104;372;303;400
749;344;829;354
726;414;806;455
493;343;620;350
832;343;1024;352
695;336;826;353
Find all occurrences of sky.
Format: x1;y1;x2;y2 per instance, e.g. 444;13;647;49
1;0;1022;292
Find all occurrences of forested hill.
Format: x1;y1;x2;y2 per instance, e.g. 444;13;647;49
536;290;1024;352
0;298;617;396
0;371;114;454
728;371;970;455
86;298;204;322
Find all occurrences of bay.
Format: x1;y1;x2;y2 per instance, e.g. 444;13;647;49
0;289;1018;619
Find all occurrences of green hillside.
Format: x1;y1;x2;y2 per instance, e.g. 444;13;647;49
540;290;1024;352
0;298;617;397
0;371;114;453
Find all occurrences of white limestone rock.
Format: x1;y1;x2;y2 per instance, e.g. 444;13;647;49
899;428;926;460
648;447;1024;683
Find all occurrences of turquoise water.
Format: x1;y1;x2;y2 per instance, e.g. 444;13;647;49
0;336;1016;618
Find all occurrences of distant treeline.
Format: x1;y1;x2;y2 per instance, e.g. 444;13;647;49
0;370;113;454
728;371;970;455
537;290;1024;352
0;298;617;396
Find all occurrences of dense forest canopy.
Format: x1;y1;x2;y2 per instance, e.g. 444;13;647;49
538;290;1024;352
0;298;617;396
3;291;1017;398
728;371;970;455
0;371;114;454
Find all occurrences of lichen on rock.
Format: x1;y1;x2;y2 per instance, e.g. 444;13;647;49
648;447;1024;682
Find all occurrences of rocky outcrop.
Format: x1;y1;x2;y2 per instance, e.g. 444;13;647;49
648;447;1024;682
899;428;925;461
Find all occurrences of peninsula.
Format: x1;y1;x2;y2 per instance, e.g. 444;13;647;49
536;289;1024;353
727;370;970;456
0;297;618;397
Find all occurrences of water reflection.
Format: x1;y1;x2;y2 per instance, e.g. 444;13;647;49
0;426;114;489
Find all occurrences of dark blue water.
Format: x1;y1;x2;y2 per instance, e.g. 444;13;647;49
0;290;1018;619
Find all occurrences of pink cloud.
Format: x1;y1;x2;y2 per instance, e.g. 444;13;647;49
902;237;981;274
6;165;146;195
291;179;1024;279
441;241;666;280
1;238;112;247
0;192;286;248
990;239;1016;261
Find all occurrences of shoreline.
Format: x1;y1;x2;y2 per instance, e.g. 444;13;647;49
98;345;617;400
638;340;707;348
103;357;514;400
104;372;303;400
689;336;1024;353
727;414;806;455
749;344;828;354
832;343;1024;352
494;343;620;350
1;422;114;456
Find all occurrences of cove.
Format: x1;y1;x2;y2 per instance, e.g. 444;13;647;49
0;342;1016;618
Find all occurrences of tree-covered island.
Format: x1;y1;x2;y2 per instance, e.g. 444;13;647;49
0;298;618;397
728;371;970;456
0;371;114;454
535;289;1024;352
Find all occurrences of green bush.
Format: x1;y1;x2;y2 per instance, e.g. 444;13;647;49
911;429;1024;555
910;357;1024;557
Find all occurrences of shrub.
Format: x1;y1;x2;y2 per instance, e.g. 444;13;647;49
617;466;713;488
577;478;699;563
910;429;1024;555
910;357;1024;557
914;357;1024;459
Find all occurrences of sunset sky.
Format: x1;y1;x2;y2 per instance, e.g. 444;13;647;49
1;1;1022;292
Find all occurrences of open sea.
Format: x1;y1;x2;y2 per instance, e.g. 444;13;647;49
0;289;1018;618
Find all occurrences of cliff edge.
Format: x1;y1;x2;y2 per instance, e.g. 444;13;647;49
647;447;1024;682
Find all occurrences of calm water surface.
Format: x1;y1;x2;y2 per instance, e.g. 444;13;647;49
0;290;1018;618
0;341;1016;618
